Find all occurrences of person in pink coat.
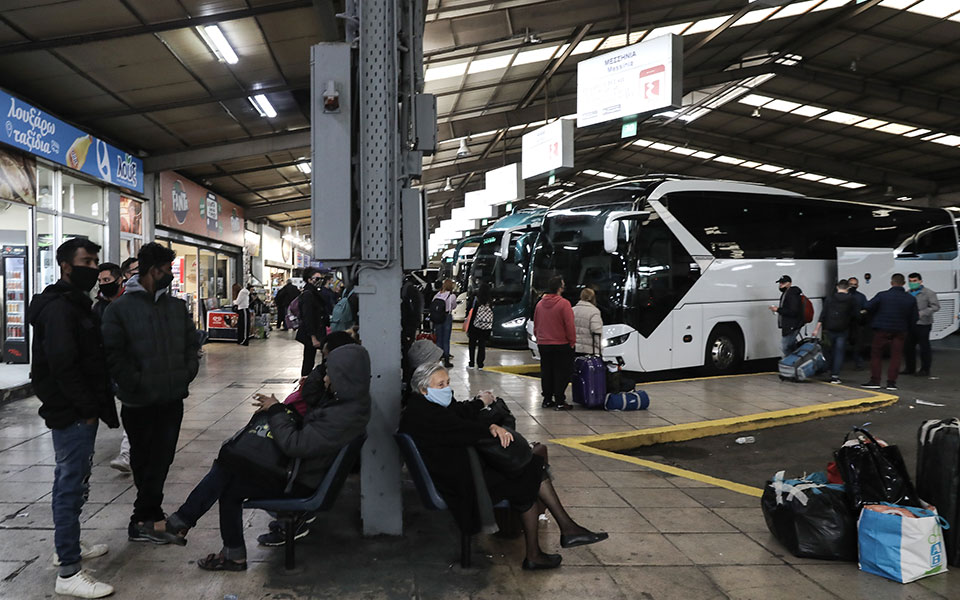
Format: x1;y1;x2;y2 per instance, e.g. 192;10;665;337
533;276;576;410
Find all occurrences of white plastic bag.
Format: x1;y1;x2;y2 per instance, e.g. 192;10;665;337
858;503;949;583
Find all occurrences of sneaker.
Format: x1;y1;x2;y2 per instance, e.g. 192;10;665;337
861;381;882;389
885;382;898;391
257;518;311;547
109;454;130;473
53;542;108;566
55;570;114;599
829;376;842;384
541;399;555;409
554;402;572;411
128;521;185;546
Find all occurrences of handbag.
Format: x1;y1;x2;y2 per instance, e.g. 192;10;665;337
834;427;919;510
217;408;302;493
474;426;533;474
604;390;649;411
475;397;517;429
858;503;950;583
462;307;474;333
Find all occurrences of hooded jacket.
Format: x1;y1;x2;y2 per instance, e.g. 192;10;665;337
266;344;371;489
572;300;603;353
28;280;120;430
101;275;200;407
533;293;576;347
864;286;920;332
818;291;857;332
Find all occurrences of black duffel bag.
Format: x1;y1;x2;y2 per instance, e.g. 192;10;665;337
834;427;920;510
761;471;858;561
474;426;532;475
217;408;302;492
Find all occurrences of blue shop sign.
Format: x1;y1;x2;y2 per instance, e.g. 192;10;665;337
1;89;143;194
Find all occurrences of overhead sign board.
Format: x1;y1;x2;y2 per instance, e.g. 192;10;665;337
0;89;143;193
485;163;523;204
158;171;245;246
521;119;574;180
576;34;683;128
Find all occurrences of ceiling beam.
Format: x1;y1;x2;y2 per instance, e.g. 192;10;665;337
204;160;305;179
246;198;311;219
143;130;311;172
0;1;314;54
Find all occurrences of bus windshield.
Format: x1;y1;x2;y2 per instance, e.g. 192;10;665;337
470;232;533;305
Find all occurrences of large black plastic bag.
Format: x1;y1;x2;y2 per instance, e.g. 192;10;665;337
834;427;919;510
761;471;859;561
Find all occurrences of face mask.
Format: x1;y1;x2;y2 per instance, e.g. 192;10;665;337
69;266;99;292
908;282;921;291
425;386;453;407
157;273;174;290
849;285;858;291
99;281;120;298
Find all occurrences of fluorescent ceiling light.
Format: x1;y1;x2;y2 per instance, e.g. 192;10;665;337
714;155;744;165
797;172;825;181
820;111;864;125
740;161;761;169
632;139;654;147
296;160;311;174
877;123;916;135
693;151;716;159
649;142;675;151
791;105;827;117
249;94;277;118
932;134;960;146
740;94;773;107
755;164;783;172
820;178;848;186
198;25;239;65
903;128;930;138
764;99;802;112
669;146;697;156
841;182;866;189
853;118;888;130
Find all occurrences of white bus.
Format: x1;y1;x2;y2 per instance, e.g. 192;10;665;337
526;177;959;374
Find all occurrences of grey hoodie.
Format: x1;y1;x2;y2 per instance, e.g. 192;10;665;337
266;344;372;489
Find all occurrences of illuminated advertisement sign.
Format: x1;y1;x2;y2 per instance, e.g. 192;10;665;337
521;119;575;180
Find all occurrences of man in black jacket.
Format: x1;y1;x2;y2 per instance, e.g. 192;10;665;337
93;262;122;320
769;275;804;356
296;267;329;376
102;242;199;545
274;279;299;330
29;238;119;598
813;279;858;384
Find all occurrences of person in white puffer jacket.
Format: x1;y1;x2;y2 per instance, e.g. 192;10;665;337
572;288;603;355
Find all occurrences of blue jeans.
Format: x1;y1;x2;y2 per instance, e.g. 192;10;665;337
781;333;799;357
51;421;98;574
435;316;453;358
824;330;848;377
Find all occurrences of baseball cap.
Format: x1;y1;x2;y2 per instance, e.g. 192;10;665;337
775;275;792;284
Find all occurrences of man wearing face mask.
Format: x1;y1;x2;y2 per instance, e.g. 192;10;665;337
296;267;330;376
102;242;200;545
768;275;804;356
845;277;869;370
29;238;119;598
903;272;939;377
93;263;122;320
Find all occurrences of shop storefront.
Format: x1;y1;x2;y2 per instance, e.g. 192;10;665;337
156;172;245;330
261;224;296;299
0;88;145;369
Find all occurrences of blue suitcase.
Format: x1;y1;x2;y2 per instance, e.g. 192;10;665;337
572;355;606;408
604;390;649;411
778;338;826;382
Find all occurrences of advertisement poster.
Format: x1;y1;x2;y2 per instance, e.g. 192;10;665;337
119;196;142;235
158;171;245;246
0;147;36;205
0;89;143;193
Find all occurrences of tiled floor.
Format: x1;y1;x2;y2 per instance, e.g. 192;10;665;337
0;329;956;599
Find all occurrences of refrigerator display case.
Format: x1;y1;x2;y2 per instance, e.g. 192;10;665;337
2;245;28;364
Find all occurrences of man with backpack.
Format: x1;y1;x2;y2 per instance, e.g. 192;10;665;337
812;279;858;384
274;279;299;331
430;279;457;368
861;273;919;391
769;275;807;356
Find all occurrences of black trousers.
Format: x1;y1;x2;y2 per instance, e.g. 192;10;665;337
468;328;491;366
276;305;287;330
538;344;574;403
121;400;184;524
301;342;318;377
904;323;933;373
236;309;249;345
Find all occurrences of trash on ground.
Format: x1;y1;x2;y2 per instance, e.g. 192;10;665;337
735;436;755;444
915;399;946;407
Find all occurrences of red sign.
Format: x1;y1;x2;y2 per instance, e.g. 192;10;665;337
207;310;239;330
158;171;245;246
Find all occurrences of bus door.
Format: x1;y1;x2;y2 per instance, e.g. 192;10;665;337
837;247;895;302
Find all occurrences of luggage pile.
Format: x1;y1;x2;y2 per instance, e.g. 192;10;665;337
778;337;826;382
762;423;955;583
570;335;650;411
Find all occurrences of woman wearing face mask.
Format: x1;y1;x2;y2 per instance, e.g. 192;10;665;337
158;343;372;571
399;363;608;571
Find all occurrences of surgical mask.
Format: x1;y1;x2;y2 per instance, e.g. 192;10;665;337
99;281;120;298
157;273;174;290
425;386;453;407
908;282;921;291
68;266;99;292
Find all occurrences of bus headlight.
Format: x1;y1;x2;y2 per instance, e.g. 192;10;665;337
503;317;526;328
602;333;631;347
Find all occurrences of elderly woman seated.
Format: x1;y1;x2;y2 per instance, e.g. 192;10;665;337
399;362;607;570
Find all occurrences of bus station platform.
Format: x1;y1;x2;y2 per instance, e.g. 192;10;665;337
1;332;958;599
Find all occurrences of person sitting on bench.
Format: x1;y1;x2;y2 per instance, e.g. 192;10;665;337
157;343;372;571
399;362;608;571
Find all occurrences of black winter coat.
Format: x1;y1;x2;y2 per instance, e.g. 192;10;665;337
28;281;120;430
864;287;919;333
778;286;805;333
819;292;857;332
296;283;329;345
274;282;299;310
101;276;200;407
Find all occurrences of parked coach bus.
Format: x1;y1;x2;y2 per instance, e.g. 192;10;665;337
526;176;959;374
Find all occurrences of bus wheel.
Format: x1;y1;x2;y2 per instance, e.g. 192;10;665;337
704;326;743;375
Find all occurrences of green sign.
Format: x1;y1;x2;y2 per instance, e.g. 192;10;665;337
548;174;556;186
621;118;638;139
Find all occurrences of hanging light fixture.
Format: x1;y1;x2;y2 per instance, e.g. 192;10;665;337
456;138;470;158
443;177;454;192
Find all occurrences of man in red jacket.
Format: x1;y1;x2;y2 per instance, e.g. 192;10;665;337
534;276;576;410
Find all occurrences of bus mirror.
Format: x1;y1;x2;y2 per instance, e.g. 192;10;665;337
603;211;649;253
499;234;511;260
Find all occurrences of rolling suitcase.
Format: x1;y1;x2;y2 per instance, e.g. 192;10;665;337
916;419;960;566
572;334;606;408
778;337;826;382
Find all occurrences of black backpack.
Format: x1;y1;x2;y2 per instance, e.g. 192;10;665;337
429;295;447;324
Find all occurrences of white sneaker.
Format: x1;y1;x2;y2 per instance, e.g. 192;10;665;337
109;454;130;473
55;570;114;598
53;541;109;566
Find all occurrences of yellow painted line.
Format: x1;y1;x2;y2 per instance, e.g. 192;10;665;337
483;363;541;379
